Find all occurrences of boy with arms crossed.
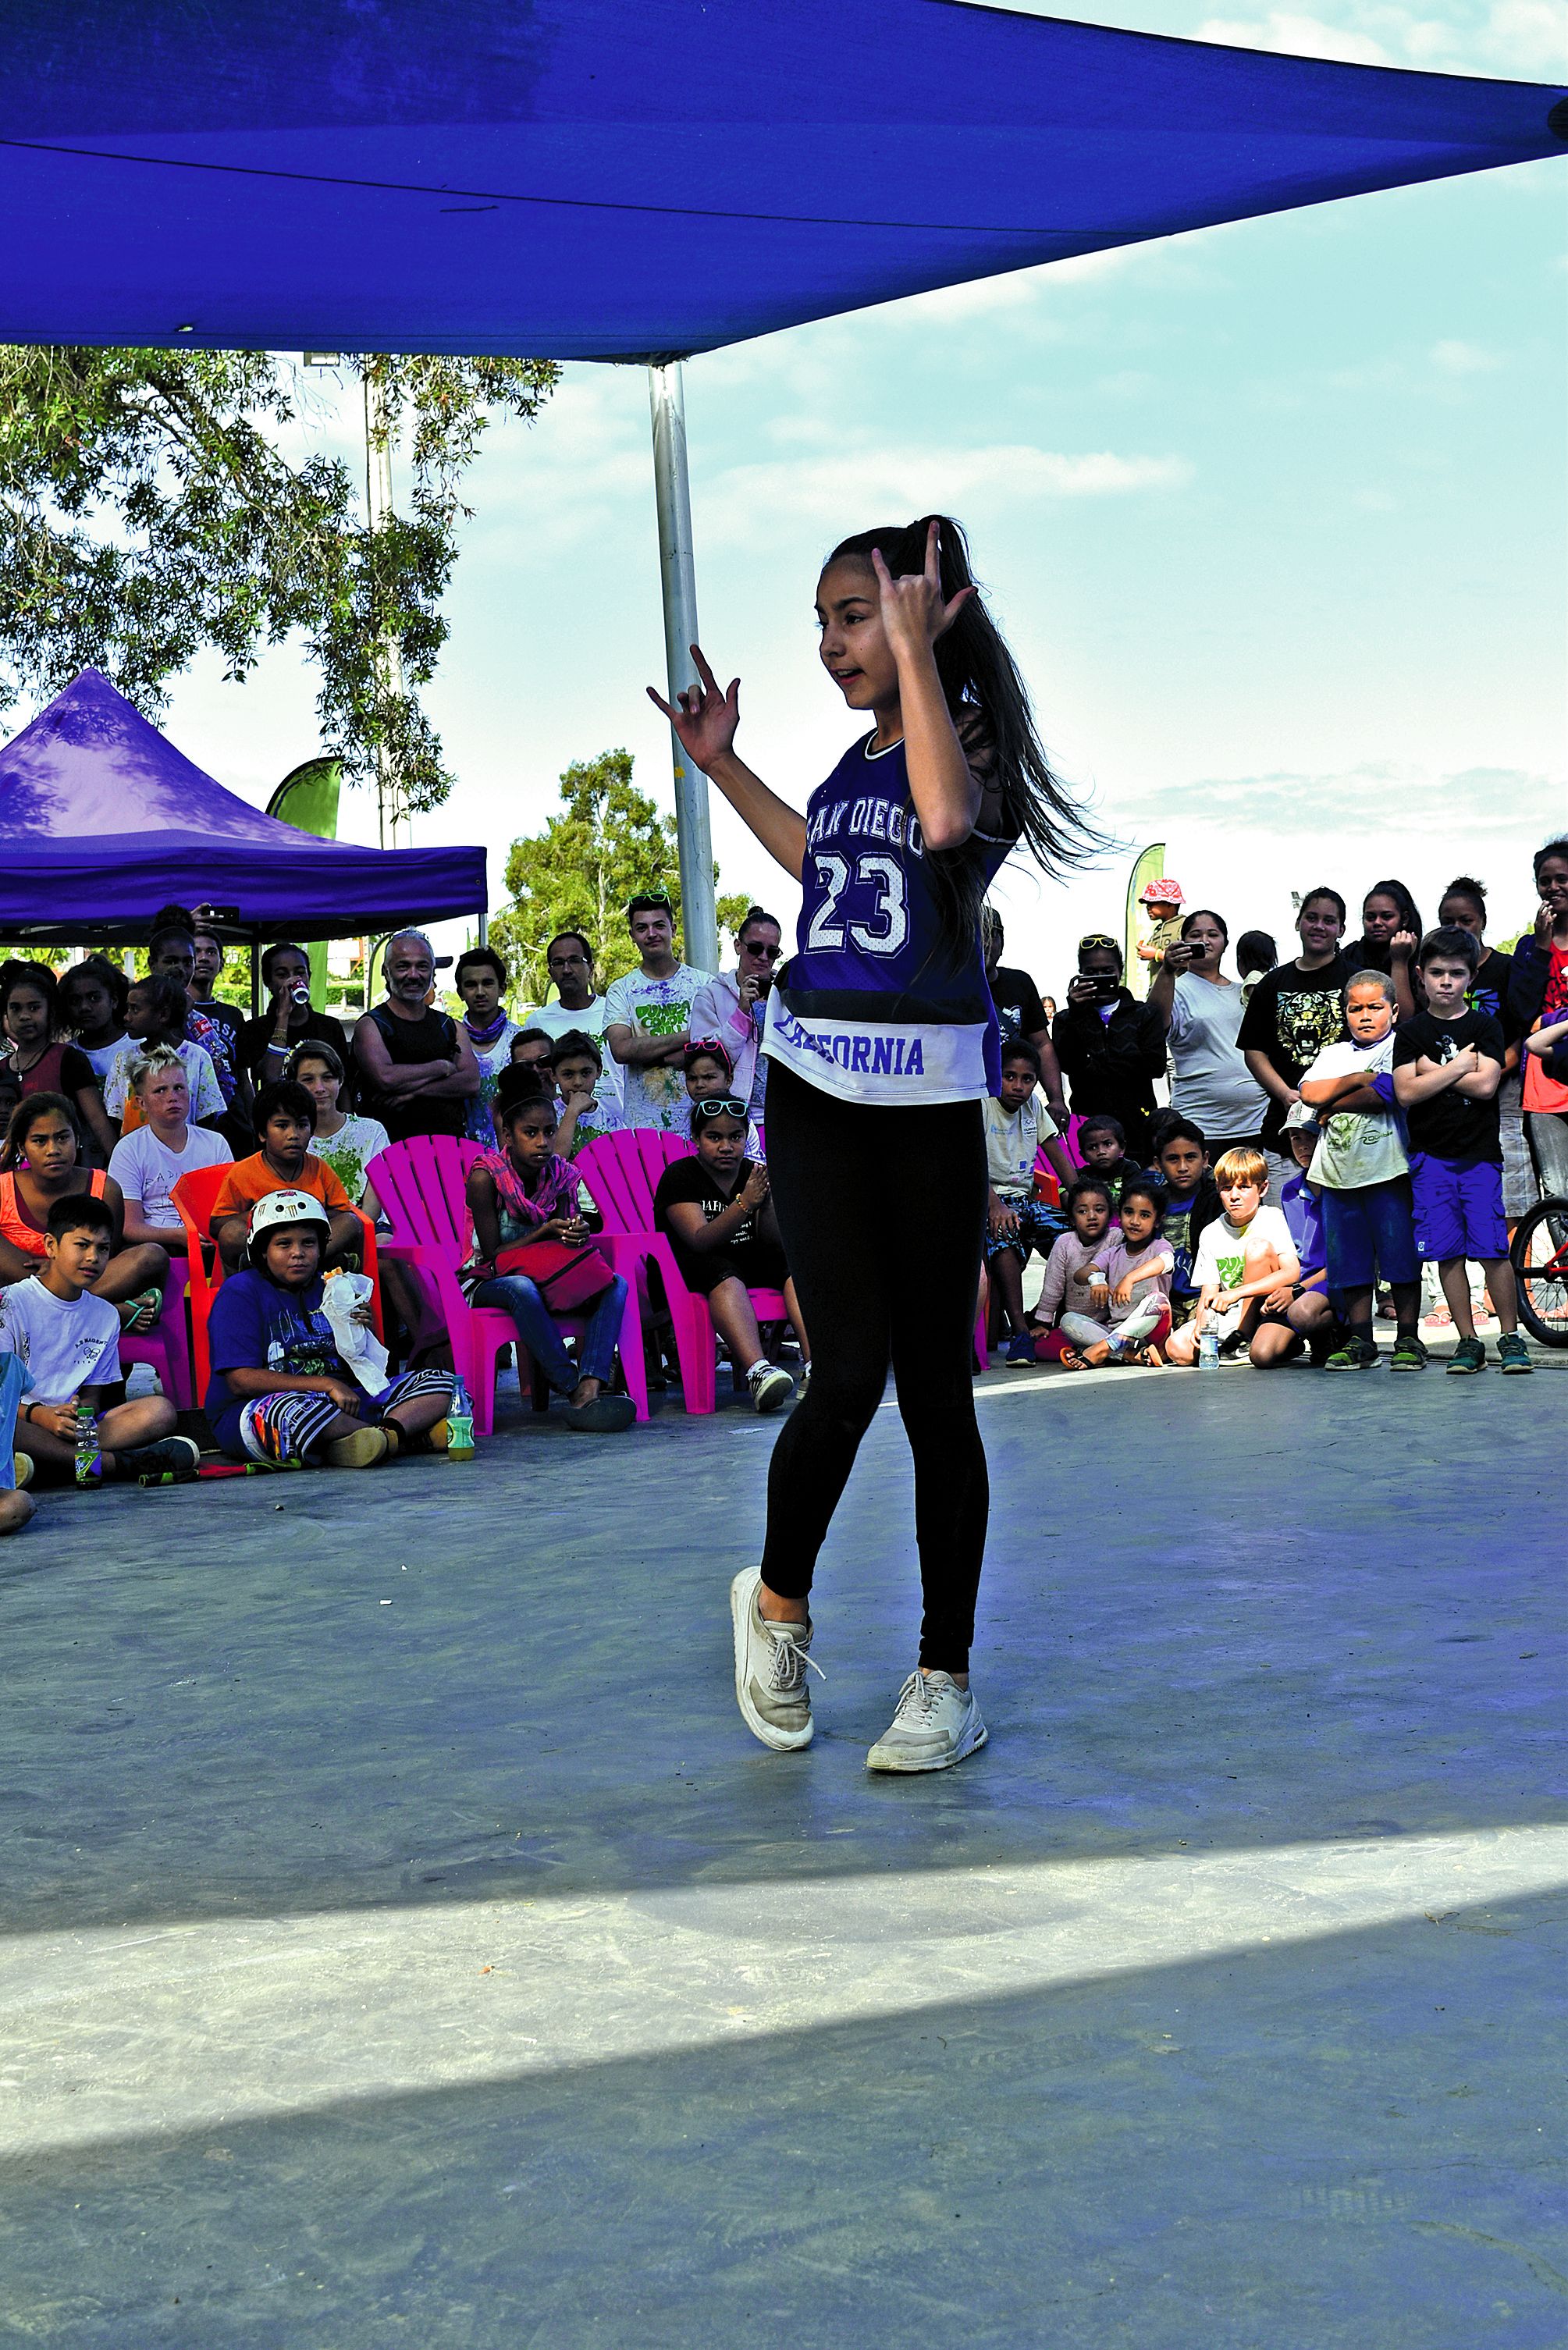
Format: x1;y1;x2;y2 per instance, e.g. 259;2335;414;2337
1392;928;1531;1375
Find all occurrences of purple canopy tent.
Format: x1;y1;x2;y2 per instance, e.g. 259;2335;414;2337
0;670;487;961
5;2;1565;962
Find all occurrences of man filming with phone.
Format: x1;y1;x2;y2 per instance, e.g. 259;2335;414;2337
1051;933;1168;1161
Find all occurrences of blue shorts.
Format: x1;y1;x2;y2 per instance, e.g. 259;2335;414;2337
985;1197;1067;1264
1322;1178;1420;1290
1410;1154;1507;1263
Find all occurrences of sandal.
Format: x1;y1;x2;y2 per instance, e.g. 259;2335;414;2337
119;1289;162;1334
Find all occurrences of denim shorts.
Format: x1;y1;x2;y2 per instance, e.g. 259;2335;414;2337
984;1197;1068;1264
1322;1178;1420;1289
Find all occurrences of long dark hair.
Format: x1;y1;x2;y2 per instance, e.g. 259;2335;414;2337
1;1090;79;1172
825;515;1100;956
1359;877;1422;941
0;960;60;1036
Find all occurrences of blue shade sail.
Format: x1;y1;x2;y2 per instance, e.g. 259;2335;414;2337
2;0;1563;360
0;671;486;942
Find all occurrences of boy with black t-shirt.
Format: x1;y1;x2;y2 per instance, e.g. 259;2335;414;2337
1392;928;1531;1375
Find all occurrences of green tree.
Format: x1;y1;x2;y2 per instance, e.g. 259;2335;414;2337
490;748;753;999
0;346;558;812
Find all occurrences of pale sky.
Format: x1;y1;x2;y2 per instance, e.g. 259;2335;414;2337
154;0;1566;997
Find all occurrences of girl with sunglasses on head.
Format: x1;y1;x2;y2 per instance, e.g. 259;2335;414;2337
650;512;1096;1769
679;1040;763;1159
653;1099;807;1414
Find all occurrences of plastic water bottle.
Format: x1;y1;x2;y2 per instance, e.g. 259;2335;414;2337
1198;1327;1220;1371
73;1401;102;1484
445;1376;475;1460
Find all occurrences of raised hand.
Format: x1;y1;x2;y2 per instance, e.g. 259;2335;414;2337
647;645;740;774
870;518;975;665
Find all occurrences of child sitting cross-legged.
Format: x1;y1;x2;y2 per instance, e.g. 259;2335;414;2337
984;1037;1076;1366
208;1080;363;1273
465;1078;637;1433
1075;1114;1145;1209
4;1193;198;1488
1246;1101;1338;1367
1298;971;1424;1371
1031;1176;1115;1359
1054;1177;1175;1367
205;1190;458;1468
1164;1149;1300;1365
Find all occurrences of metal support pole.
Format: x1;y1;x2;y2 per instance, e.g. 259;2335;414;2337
648;361;717;974
364;363;411;852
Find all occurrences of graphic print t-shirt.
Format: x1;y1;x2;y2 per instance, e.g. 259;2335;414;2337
603;966;709;1130
654;1155;761;1251
1192;1204;1296;1296
204;1267;351;1440
1236;957;1351;1147
988;965;1048;1047
1301;1035;1408;1189
0;1275;121;1403
1392;1010;1505;1162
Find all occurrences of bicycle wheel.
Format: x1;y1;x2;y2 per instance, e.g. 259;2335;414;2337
1511;1197;1568;1347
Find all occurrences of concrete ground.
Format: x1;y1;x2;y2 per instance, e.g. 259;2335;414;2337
1;1339;1564;2349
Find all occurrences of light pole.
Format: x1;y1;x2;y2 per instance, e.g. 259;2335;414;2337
364;360;411;852
648;361;717;974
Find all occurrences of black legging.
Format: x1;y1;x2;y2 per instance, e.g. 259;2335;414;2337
759;1059;989;1673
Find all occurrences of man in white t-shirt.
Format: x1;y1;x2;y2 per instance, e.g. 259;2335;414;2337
108;1048;233;1249
528;931;624;1115
1165;1148;1300;1364
603;895;713;1132
3;1193;197;1483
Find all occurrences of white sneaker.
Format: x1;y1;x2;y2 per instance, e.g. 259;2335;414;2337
746;1362;795;1414
866;1669;987;1773
730;1566;820;1750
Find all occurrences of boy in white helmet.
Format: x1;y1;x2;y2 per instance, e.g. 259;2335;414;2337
204;1191;457;1469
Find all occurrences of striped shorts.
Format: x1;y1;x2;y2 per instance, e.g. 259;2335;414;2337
238;1369;453;1465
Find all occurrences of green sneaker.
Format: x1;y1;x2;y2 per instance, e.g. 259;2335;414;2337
1324;1335;1378;1371
1389;1332;1428;1371
1447;1335;1486;1375
1495;1331;1534;1375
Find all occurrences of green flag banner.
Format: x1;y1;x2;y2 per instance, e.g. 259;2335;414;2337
1125;843;1168;1001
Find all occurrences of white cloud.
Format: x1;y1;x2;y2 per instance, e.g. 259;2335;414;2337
698;445;1193;541
1196;11;1390;62
1431;338;1504;373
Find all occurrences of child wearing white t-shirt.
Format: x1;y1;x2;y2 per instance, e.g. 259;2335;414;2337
1165;1148;1300;1365
3;1193;196;1484
1299;970;1423;1371
108;1047;233;1249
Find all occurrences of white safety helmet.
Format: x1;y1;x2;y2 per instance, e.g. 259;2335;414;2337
247;1189;331;1255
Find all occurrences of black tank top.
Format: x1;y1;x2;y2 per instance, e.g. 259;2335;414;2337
362;1004;464;1141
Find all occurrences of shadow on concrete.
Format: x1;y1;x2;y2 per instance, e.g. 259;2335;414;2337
2;1363;1562;1939
2;1890;1564;2350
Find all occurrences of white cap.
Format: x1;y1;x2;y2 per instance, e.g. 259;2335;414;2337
247;1188;331;1247
1282;1100;1319;1132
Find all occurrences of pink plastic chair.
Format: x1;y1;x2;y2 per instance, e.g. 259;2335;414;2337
369;1134;648;1435
119;1280;194;1410
575;1130;799;1416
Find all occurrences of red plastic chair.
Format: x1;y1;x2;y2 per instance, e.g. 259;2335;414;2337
172;1164;379;1404
368;1134;649;1435
576;1130;801;1415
